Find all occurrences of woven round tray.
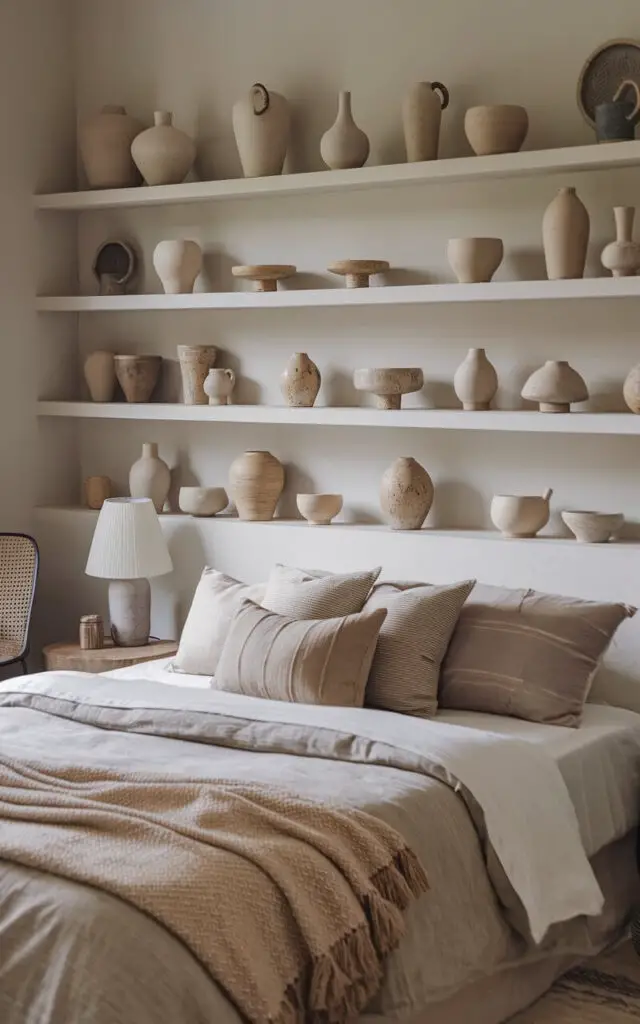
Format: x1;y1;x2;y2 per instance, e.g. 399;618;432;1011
577;38;640;126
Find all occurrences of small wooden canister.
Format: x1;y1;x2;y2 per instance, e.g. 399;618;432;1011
85;475;112;510
79;614;104;650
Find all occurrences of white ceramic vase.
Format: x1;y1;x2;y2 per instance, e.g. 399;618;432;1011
229;450;285;522
129;442;171;513
542;187;590;280
79;105;142;189
320;91;370;170
402;81;450;162
380;457;434;531
280;352;321;407
84;350;116;402
601;207;640;277
131;111;196;186
232;83;290;177
454;348;498;410
204;368;236;406
153;240;202;294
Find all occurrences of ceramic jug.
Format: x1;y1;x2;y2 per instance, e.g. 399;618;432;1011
402;81;450;161
232;83;290;177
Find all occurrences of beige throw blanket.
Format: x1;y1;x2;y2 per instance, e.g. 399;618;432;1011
0;752;427;1024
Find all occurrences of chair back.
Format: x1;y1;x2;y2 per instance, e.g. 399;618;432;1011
0;534;39;660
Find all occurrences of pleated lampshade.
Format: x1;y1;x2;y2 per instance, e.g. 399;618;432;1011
85;498;173;580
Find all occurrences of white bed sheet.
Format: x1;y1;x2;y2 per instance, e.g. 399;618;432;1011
105;657;640;859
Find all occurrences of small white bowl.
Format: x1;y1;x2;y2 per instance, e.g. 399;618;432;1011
178;487;228;518
561;510;623;544
296;493;343;526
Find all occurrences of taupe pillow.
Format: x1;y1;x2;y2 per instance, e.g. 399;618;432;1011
363;579;476;718
262;564;381;619
214;600;387;707
439;584;636;726
173;569;267;676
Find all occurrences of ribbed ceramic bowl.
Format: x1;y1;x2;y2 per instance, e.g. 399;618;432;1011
178;487;228;518
561;510;623;544
296;493;343;526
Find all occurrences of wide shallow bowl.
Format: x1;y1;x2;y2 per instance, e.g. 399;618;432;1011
178;486;228;517
490;493;551;538
296;493;343;526
464;104;529;156
353;367;423;410
561;510;624;544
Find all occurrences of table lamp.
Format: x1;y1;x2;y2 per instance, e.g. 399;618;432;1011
85;497;173;647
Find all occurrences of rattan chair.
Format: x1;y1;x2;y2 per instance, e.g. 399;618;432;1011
0;534;39;675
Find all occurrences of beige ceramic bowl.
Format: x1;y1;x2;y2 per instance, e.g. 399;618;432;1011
353;367;424;410
490;490;552;538
296;493;343;526
464;104;529;156
561;510;623;544
447;237;504;283
178;487;228;518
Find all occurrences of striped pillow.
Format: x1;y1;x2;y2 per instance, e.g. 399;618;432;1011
262;564;381;619
363;579;476;718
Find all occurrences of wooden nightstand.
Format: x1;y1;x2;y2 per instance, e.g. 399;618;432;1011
43;639;178;673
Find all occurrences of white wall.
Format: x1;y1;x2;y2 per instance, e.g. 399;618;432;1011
37;0;640;642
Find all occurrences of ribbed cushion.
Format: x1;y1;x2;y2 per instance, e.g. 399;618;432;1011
440;585;636;726
262;564;381;619
214;600;387;707
363;580;476;718
173;569;267;676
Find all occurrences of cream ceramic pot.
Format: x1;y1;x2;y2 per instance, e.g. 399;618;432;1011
490;489;553;538
204;368;236;406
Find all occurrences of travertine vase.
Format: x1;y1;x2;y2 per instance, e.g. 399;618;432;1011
129;443;171;513
178;345;218;405
280;352;321;407
380;457;434;530
229;450;285;521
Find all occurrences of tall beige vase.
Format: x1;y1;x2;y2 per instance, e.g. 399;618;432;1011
232;83;290;177
402;81;450;161
320;91;370;170
280;352;321;407
84;350;116;402
79;105;142;189
129;442;171;513
380;457;434;531
178;345;218;405
542;187;590;280
229;450;285;521
453;348;498;410
131;111;196;186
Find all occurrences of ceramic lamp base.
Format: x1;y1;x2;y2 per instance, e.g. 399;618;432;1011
108;578;151;646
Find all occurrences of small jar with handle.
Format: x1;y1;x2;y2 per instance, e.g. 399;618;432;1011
204;368;236;406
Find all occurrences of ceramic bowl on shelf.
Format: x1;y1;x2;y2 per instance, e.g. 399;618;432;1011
464;104;529;156
296;493;343;526
178;487;229;517
353;367;424;410
490;489;552;538
447;237;504;283
561;510;624;544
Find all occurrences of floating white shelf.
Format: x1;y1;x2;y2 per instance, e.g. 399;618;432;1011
33;141;640;212
35;277;640;312
35;403;640;435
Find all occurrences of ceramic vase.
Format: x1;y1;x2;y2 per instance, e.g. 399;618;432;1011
601;207;640;277
454;348;498;410
204;368;236;406
521;360;589;413
131;111;196;186
232;83;290;177
542;187;590;280
79;105;142;189
229;450;285;521
447;238;504;283
380;457;434;531
84;350;116;402
153;240;202;294
177;345;218;405
84;476;111;510
402;81;450;162
280;352;321;407
114;355;162;403
623;363;640;413
320;91;370;170
129;442;171;513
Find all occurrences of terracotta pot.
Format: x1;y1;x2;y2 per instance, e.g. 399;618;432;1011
380;457;434;530
320;91;370;170
601;207;640;277
280;352;321;407
491;490;552;539
623;363;640;413
79;105;142;189
402;81;450;162
177;345;218;405
229;450;285;521
464;105;528;156
521;360;588;413
114;355;162;403
232;83;290;177
447;237;504;283
84;476;111;510
204;368;236;406
129;442;171;513
153;240;202;294
454;348;498;410
542;187;590;280
84;350;116;402
131;111;196;186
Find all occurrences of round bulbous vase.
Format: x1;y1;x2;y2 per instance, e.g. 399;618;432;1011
129;442;171;513
380;457;434;531
153;240;202;294
320;91;370;170
623;363;640;413
229;450;285;522
280;352;321;407
131;111;196;186
453;348;498;410
542;186;590;280
232;83;291;177
177;345;218;405
601;207;640;277
204;368;236;406
84;350;116;402
79;105;142;189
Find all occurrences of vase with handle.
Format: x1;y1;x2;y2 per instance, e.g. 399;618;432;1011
601;207;640;277
542;187;590;280
320;91;370;170
129;443;171;513
402;81;450;162
229;450;285;521
453;348;498;410
232;83;290;177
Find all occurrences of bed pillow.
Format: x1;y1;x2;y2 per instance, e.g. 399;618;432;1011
439;584;636;727
213;599;387;707
363;579;476;718
262;564;381;619
172;569;267;676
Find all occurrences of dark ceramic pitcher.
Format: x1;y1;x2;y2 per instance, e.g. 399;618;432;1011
595;78;640;142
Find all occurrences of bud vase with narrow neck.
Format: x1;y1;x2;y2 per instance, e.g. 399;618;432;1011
131;110;196;186
453;348;498;410
320;91;370;170
129;443;171;513
601;207;640;277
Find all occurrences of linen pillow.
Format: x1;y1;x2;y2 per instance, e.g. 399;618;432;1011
439;584;636;727
173;569;267;676
262;564;381;619
214;599;387;707
363;579;476;718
